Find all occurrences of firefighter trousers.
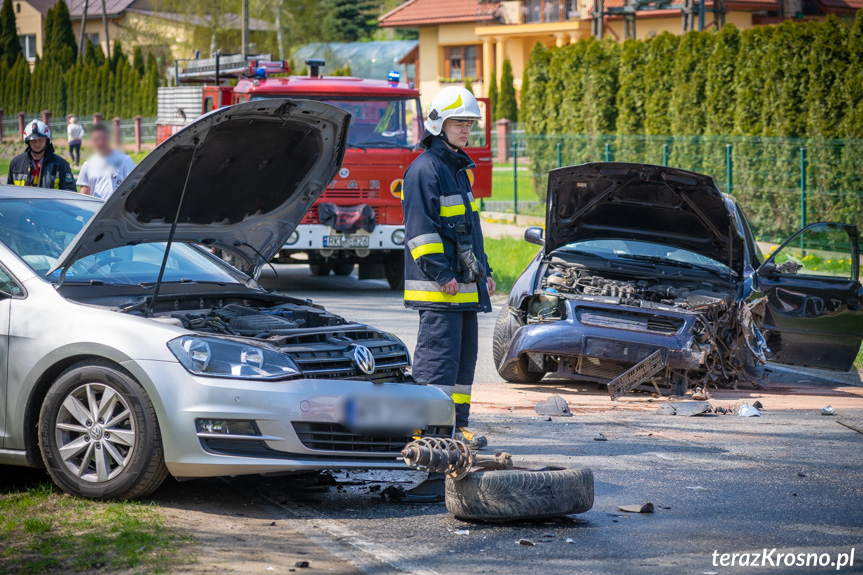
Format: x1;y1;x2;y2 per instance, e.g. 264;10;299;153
412;310;478;428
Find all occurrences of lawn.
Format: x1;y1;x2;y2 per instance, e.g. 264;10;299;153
484;236;541;293
0;470;188;574
489;168;537;202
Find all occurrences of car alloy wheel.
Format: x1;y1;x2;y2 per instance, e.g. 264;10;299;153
55;382;136;483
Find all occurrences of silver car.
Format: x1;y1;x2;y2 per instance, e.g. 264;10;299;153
0;99;454;499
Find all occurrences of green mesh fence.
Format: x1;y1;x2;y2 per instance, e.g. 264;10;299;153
490;133;863;245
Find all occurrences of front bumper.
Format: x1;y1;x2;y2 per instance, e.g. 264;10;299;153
127;360;454;478
500;299;707;378
283;224;406;251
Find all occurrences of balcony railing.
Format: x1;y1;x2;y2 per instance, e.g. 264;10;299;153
522;0;581;23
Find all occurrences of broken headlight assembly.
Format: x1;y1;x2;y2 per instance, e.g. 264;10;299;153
167;336;302;380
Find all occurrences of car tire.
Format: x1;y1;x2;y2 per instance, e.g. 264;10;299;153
493;307;543;383
333;263;354;276
38;360;168;500
309;263;332;276
385;255;405;290
445;466;594;522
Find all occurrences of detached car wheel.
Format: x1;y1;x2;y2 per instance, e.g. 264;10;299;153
493;307;544;383
38;360;168;500
446;467;594;522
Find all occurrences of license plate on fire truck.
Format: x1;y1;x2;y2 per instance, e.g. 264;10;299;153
323;235;370;248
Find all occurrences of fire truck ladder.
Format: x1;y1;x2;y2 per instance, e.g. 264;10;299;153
173;52;288;84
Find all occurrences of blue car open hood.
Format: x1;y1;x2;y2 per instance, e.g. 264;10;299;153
545;163;745;274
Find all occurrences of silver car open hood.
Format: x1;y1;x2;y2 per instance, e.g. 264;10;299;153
545;163;744;274
50;99;349;276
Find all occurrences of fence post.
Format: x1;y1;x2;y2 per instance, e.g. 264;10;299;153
17;112;25;137
556;141;562;168
604;142;611;162
0;108;4;142
112;117;122;148
495;119;511;163
725;144;733;195
41;109;51;127
134;115;143;152
799;147;807;230
512;138;518;216
662;143;668;167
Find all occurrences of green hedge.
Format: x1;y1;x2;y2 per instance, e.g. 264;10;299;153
520;13;863;242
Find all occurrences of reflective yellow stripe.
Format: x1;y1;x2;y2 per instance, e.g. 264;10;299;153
404;290;479;304
12;180;25;186
410;242;444;260
439;201;479;218
452;393;471;404
441;94;463;111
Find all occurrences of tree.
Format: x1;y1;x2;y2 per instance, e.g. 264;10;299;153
132;45;145;77
463;78;473;95
704;24;740;136
496;58;517;122
0;0;22;67
47;0;77;67
487;70;498;121
331;0;376;42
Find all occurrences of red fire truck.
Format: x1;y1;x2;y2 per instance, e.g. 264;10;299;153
156;55;493;289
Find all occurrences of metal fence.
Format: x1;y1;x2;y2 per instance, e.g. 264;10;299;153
1;116;159;145
487;133;863;245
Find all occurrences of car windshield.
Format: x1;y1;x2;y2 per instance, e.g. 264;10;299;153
0;197;246;286
251;95;422;149
556;239;731;275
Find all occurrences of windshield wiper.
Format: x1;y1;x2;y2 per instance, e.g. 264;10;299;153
616;254;731;276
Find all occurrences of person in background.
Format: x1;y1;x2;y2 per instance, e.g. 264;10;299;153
78;123;135;200
66;115;84;167
6;119;76;190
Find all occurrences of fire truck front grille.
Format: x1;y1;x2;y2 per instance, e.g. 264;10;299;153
303;205;383;225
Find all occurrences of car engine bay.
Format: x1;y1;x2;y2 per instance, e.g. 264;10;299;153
524;258;769;393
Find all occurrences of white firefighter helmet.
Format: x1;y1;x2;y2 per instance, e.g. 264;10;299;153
24;119;51;142
424;86;482;136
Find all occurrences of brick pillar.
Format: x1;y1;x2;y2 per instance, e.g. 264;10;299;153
495;118;512;163
134;115;143;152
93;112;103;125
18;112;26;138
41;109;51;126
112;117;122;148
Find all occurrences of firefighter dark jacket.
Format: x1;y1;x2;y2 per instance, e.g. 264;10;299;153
402;135;492;312
7;146;76;191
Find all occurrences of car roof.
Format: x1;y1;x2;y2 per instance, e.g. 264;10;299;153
0;185;103;202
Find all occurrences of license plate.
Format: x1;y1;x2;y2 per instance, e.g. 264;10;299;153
323;235;369;248
343;396;428;436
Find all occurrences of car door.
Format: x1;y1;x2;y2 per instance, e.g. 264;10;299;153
0;266;22;448
755;222;863;371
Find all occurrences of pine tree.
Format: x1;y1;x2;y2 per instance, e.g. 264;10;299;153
497;58;517;122
132;45;145;77
643;32;679;136
487;70;498;122
331;0;376;42
704;24;740;136
463;78;473;95
47;0;77;67
0;0;22;68
110;40;125;73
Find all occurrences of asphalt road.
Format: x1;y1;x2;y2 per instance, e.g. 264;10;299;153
231;265;863;575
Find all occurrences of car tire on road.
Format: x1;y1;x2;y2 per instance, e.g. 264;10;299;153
333;263;354;276
493;307;544;383
445;466;594;522
38;360;168;500
309;263;333;276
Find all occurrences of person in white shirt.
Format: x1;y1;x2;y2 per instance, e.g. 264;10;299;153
77;124;135;200
66;115;84;167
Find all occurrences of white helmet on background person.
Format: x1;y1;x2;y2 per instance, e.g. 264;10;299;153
24;119;51;142
424;86;482;136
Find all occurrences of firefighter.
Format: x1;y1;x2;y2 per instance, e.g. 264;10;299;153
403;86;495;450
7;119;76;191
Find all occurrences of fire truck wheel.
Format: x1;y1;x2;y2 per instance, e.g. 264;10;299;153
309;263;332;276
333;263;354;276
385;255;405;290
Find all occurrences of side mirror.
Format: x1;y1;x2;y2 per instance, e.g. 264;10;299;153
757;262;778;277
524;226;544;247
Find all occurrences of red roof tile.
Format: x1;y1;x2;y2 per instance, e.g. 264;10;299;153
379;0;500;27
816;0;863;13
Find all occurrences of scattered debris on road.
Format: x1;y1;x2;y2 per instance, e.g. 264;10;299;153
594;433;608;441
454;530;470;535
822;405;836;416
518;539;536;546
738;403;761;417
656;401;713;416
617;502;655;514
535;395;573;416
295;560;310;568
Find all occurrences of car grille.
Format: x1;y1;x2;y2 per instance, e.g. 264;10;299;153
292;423;453;454
577;308;684;334
278;328;410;379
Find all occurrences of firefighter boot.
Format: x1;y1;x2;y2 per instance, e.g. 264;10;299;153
454;427;487;450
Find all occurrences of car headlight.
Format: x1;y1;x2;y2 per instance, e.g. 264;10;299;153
167;336;302;380
391;229;406;245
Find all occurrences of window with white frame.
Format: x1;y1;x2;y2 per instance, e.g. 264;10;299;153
19;35;36;60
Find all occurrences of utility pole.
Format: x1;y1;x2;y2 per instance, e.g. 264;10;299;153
591;0;604;39
241;0;249;59
78;0;89;58
101;0;110;58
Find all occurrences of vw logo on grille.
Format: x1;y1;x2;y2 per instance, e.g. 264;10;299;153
352;345;376;375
